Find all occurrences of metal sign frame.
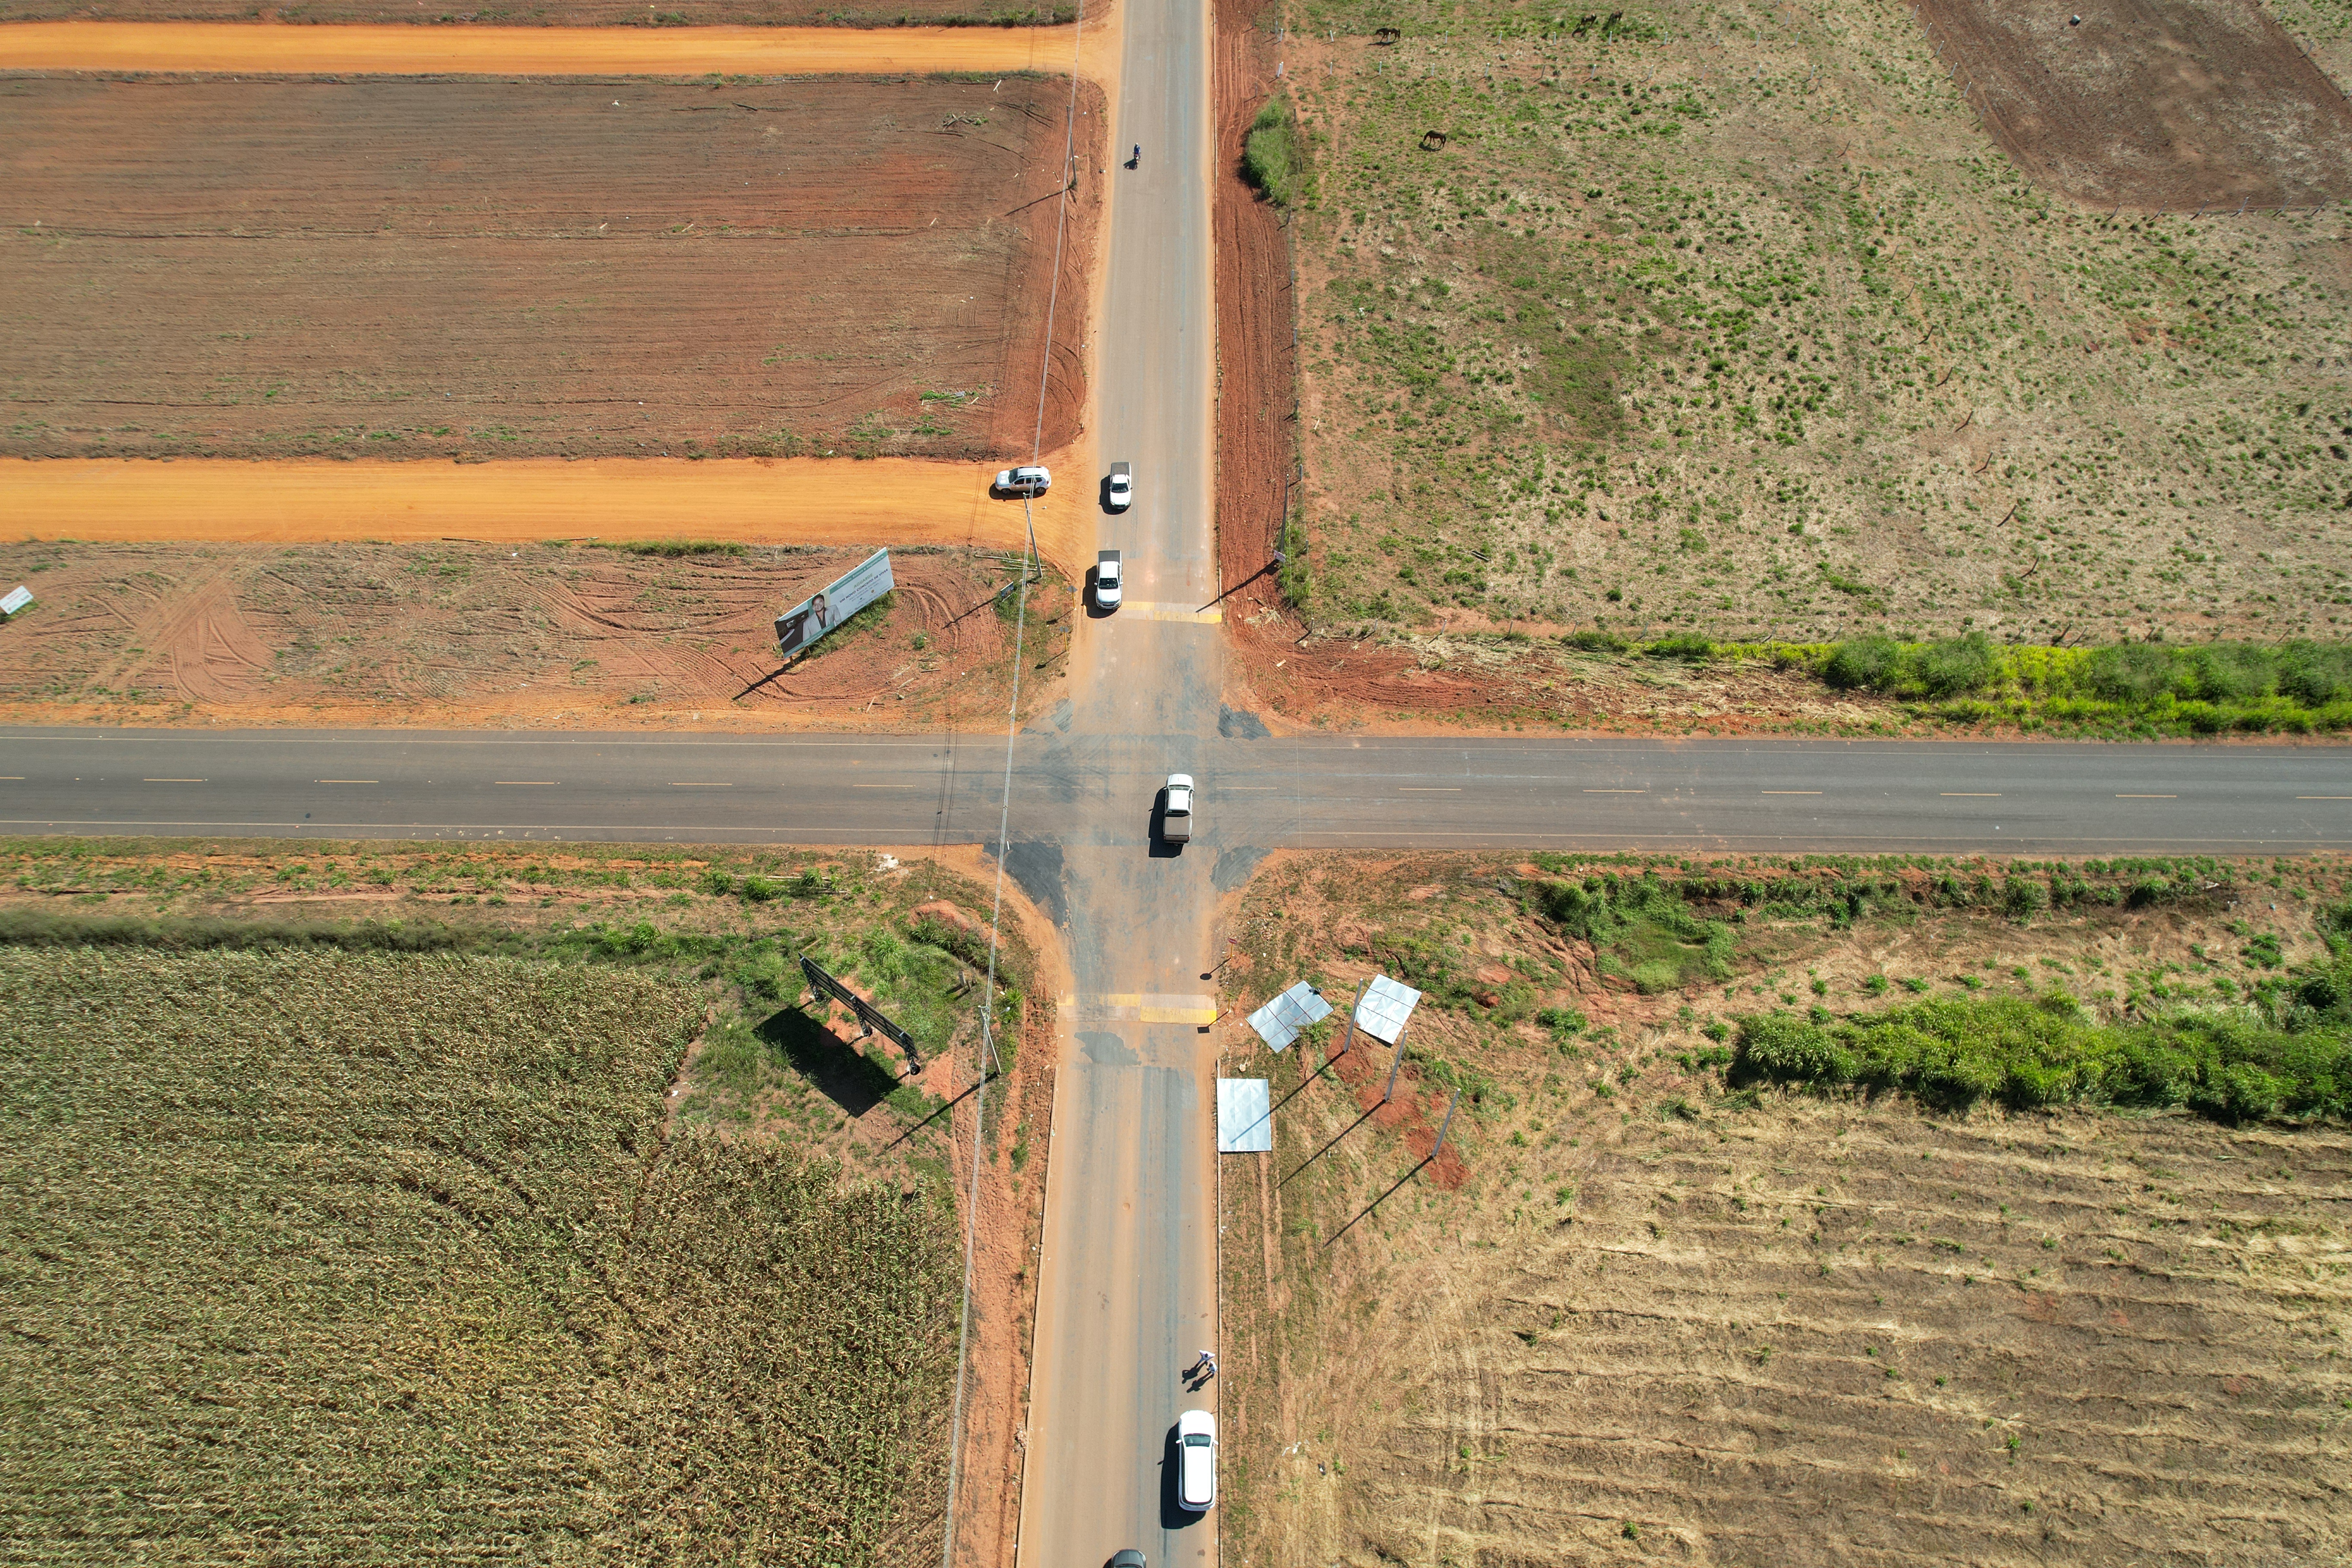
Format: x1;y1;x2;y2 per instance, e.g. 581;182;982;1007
1246;980;1331;1053
799;953;924;1073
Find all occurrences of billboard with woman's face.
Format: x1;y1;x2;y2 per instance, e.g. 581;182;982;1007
775;548;895;657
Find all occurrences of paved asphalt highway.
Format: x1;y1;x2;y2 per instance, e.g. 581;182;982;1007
4;726;2349;854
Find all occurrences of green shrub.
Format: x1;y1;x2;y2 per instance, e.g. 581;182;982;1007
1242;95;1308;208
1824;634;1903;691
1565;629;1633;653
1912;632;1998;698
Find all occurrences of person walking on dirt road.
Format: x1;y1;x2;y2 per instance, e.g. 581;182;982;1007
1186;1349;1216;1382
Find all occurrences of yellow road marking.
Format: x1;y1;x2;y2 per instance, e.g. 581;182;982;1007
1117;601;1224;625
1063;992;1219;1025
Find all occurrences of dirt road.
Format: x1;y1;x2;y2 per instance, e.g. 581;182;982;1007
0;19;1115;77
2;451;1093;576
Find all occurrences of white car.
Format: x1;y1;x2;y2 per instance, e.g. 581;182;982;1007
1161;773;1194;845
994;465;1051;496
1096;550;1124;610
1107;461;1133;511
1176;1409;1216;1511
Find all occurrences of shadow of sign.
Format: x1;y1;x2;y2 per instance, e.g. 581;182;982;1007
756;1006;900;1119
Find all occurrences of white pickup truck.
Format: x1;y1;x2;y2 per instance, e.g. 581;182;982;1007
1096;550;1124;610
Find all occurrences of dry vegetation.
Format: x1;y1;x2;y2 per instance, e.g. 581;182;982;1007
0;948;957;1565
0;540;1072;732
1273;0;2352;644
1216;849;2352;1566
0;838;1057;1564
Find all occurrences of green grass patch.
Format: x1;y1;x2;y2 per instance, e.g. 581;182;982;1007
588;539;747;557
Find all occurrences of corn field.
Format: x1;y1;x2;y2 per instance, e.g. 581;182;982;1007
0;947;958;1565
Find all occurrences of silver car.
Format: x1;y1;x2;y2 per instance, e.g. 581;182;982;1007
1161;774;1194;844
1176;1409;1216;1511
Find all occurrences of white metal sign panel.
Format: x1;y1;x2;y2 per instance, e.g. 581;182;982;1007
1246;980;1331;1053
0;586;30;618
774;548;894;658
1217;1078;1273;1153
1354;974;1422;1044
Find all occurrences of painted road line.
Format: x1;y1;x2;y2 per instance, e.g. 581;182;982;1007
2116;794;2178;799
1119;601;1225;625
670;782;733;788
1582;788;1646;793
496;780;559;786
1942;792;2000;797
2297;796;2352;800
144;778;206;783
1400;787;1461;792
1065;992;1219;1025
854;783;916;788
1762;790;1822;795
0;777;21;781
316;779;379;784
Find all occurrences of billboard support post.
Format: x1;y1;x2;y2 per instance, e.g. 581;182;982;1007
799;953;924;1075
1381;1019;1412;1105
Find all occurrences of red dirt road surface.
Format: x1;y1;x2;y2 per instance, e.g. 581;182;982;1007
1;75;1099;462
0;0;1076;22
1922;0;2352;208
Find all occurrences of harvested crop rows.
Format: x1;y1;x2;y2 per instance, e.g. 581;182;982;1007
1920;0;2352;210
1217;851;2352;1567
1;74;1099;462
0;946;961;1564
0;539;1074;729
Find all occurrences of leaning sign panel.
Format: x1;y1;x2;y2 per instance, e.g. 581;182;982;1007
1354;974;1422;1044
776;548;894;658
1247;980;1331;1054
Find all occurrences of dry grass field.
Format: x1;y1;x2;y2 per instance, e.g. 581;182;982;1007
0;74;1098;463
0;948;958;1565
1270;0;2352;645
1216;850;2352;1566
0;539;1073;731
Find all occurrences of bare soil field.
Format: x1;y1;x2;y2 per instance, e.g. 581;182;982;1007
0;539;1075;729
0;0;1074;21
1921;0;2352;209
1215;850;2352;1566
0;834;1063;1568
1;74;1099;463
1259;0;2352;653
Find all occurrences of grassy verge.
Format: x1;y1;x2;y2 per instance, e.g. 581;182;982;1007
0;946;957;1564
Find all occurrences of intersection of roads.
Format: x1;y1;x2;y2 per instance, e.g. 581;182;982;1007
7;1;2349;1565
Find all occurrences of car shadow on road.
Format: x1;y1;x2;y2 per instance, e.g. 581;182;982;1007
1158;1423;1200;1531
756;1005;898;1118
1147;802;1183;858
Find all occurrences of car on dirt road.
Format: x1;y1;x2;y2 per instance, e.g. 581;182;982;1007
1106;461;1133;511
993;465;1051;496
1096;549;1124;610
1176;1409;1216;1510
1161;774;1194;845
1108;1552;1146;1568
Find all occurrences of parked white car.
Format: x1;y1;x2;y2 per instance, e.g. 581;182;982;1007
1161;774;1194;845
1176;1409;1217;1511
994;465;1051;496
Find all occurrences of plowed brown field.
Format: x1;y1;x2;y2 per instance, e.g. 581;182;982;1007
2;74;1100;464
1920;0;2352;209
0;539;1076;729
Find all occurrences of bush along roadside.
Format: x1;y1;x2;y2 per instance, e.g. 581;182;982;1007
1557;630;2352;737
1725;900;2352;1126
